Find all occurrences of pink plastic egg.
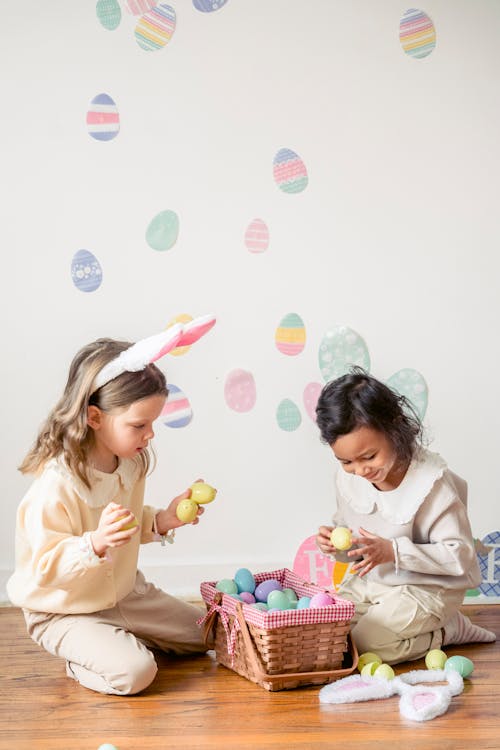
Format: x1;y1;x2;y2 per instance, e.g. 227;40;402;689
239;592;256;604
309;592;335;608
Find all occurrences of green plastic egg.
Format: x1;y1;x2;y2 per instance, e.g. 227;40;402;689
215;578;238;595
445;655;474;678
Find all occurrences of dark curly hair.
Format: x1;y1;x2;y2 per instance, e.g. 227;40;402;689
315;368;423;464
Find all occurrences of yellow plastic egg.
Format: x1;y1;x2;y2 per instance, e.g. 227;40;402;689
330;526;352;551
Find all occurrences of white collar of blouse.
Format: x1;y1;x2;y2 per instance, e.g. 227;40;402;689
50;455;141;508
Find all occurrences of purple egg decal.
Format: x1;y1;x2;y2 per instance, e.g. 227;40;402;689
161;384;193;428
71;249;103;293
193;0;229;12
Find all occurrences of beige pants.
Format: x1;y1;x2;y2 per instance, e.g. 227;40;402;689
338;575;465;665
24;571;209;695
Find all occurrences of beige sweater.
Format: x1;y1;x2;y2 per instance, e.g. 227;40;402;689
333;449;481;591
7;457;160;614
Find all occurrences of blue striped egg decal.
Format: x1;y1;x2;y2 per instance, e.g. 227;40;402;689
193;0;229;11
146;210;179;251
135;3;176;51
399;9;436;59
161;384;193;428
276;399;301;432
96;0;121;30
87;93;119;141
71;249;103;293
318;326;370;383
386;368;428;420
224;369;256;412
273;148;308;194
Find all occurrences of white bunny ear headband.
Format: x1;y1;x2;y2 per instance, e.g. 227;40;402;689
319;668;464;722
92;313;216;392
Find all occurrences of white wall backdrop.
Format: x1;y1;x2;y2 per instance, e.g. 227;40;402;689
2;0;499;599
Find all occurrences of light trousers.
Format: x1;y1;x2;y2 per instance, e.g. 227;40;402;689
338;575;465;665
24;570;209;695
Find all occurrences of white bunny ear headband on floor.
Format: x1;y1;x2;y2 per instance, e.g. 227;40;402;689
319;668;464;722
92;313;216;392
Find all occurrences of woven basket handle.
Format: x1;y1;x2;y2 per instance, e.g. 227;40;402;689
234;603;359;688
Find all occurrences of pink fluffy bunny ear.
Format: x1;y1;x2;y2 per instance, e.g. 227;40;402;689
92;314;216;391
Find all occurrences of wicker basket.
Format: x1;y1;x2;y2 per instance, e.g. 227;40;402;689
200;568;358;691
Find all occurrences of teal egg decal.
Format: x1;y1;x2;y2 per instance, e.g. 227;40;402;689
318;326;370;383
386;368;428;419
276;399;301;432
96;0;121;30
146;210;179;251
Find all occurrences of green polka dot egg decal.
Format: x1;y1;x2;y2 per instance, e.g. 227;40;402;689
319;326;370;382
386;368;428;419
276;399;301;432
146;210;179;251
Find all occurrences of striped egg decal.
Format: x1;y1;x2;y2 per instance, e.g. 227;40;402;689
161;384;193;428
273;148;308;194
318;326;370;382
224;369;256;413
276;399;301;432
275;313;306;356
399;9;436;59
193;0;229;11
244;218;269;254
386;368;428;420
123;0;157;15
96;0;121;30
303;382;322;422
135;3;176;51
71;249;103;293
146;209;179;251
87;93;119;141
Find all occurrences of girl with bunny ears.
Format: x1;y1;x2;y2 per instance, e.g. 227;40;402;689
315;368;495;666
8;316;216;695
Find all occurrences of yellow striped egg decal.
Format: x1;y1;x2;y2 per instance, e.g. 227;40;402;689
399;9;436;59
275;313;306;356
244;218;269;254
135;3;176;51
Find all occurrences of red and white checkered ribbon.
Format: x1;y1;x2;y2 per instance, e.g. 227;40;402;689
197;602;241;665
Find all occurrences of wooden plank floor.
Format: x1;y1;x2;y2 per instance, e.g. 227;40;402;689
1;604;499;750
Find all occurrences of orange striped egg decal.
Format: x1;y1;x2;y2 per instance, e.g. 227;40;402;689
135;3;176;51
224;369;256;412
244;218;269;254
275;313;306;356
161;384;192;428
399;9;436;59
303;382;322;422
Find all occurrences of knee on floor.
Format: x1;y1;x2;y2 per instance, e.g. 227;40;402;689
109;650;158;695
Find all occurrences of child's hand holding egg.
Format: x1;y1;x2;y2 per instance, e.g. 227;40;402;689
175;482;217;523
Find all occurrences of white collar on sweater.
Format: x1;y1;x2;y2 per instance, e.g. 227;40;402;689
336;449;447;524
49;456;141;508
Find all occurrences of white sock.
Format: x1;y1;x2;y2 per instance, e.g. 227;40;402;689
443;611;496;646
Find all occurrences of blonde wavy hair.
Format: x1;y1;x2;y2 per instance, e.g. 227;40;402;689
19;338;168;488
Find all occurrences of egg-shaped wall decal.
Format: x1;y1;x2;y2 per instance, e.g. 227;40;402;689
87;93;120;141
123;0;157;15
193;0;229;11
303;382;322;422
146;210;179;251
135;3;176;51
318;326;370;383
275;313;306;356
96;0;121;30
386;368;428;420
224;369;256;413
399;8;436;59
244;218;269;254
273;148;308;194
161;384;193;428
71;249;103;293
276;399;302;432
166;313;193;357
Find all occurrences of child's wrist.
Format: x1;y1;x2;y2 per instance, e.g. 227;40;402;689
90;531;108;558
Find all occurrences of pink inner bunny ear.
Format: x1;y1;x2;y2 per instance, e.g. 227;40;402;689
149;324;184;362
175;314;216;347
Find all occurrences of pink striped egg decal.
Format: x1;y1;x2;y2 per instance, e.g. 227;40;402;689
399;9;436;59
244;218;269;254
224;369;256;413
87;93;119;141
161;384;192;428
303;382;322;422
275;313;306;356
135;3;176;51
273;148;308;194
123;0;157;15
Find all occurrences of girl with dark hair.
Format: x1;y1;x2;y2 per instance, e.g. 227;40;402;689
315;369;495;665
